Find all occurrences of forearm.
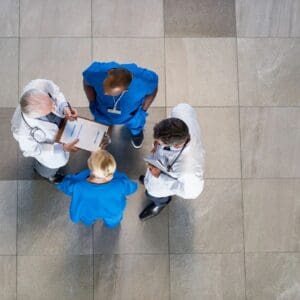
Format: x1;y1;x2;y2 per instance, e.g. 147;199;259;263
83;80;96;103
142;88;158;111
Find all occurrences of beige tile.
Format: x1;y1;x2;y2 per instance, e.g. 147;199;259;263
18;255;93;300
93;185;168;254
18;181;93;255
171;254;245;300
0;0;19;37
170;180;243;253
246;253;300;300
20;38;91;107
0;256;16;300
165;0;236;37
244;179;300;252
238;38;300;106
236;0;300;37
93;38;165;107
166;38;238;106
196;107;241;178
92;0;163;37
20;0;91;37
0;109;18;180
0;182;17;255
0;38;18;107
94;254;169;300
240;107;300;178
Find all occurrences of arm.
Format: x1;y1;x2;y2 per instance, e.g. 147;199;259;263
142;88;158;111
57;169;90;196
83;79;97;103
156;172;204;199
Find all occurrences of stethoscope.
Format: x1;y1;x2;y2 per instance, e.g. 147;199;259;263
111;90;127;111
21;112;52;144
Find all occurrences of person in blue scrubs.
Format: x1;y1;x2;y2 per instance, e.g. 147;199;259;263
57;149;137;228
82;61;158;148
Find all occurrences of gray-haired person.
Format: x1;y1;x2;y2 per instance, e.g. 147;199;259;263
11;79;79;183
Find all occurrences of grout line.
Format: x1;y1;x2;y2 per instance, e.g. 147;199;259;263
234;17;248;299
16;0;21;298
91;0;93;62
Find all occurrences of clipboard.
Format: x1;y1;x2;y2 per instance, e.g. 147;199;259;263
56;116;108;152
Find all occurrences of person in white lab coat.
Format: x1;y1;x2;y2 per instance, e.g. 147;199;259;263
139;103;205;221
11;79;79;183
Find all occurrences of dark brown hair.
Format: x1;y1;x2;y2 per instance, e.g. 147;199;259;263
103;68;132;92
153;118;190;145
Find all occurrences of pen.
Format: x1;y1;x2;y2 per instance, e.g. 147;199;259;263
67;101;74;114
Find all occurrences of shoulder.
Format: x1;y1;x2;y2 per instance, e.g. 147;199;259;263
83;61;119;75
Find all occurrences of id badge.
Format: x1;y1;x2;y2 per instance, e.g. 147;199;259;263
107;108;121;115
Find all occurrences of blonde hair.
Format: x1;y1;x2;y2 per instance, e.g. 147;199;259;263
88;149;116;179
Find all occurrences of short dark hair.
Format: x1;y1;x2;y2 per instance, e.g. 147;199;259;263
103;68;133;92
153;118;190;145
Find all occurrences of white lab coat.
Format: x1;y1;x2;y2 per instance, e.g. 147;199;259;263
144;103;205;199
11;79;70;169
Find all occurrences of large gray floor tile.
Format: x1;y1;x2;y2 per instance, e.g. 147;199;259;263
236;0;300;37
164;0;236;37
238;38;300;106
0;256;16;300
0;39;18;107
0;108;18;180
93;38;165;107
94;254;169;300
166;38;238;106
244;179;300;252
92;0;163;37
20;0;91;37
246;253;300;300
0;0;18;37
20;38;91;107
170;180;243;253
170;254;245;300
93;185;168;254
0;182;17;255
240;108;300;178
18;180;92;255
196;108;241;178
18;255;93;300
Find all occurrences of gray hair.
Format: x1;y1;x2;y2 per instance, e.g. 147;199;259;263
20;89;50;118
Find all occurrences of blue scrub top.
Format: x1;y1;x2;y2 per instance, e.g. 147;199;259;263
82;61;158;125
57;169;138;227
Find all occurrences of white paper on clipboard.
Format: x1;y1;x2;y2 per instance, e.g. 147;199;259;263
59;117;108;152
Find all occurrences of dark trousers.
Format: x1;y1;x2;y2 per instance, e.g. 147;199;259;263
146;191;172;207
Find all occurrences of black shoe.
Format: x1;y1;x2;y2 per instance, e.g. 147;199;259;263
131;131;144;149
49;173;65;184
139;202;167;221
139;175;145;185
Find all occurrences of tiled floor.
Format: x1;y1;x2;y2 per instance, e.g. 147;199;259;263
0;0;300;299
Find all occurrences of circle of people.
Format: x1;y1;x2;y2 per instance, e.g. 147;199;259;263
11;61;205;226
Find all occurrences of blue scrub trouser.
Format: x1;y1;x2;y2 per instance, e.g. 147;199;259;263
104;216;123;228
91;103;148;136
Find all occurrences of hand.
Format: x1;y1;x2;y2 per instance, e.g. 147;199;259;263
64;106;78;121
100;133;111;149
63;139;79;152
150;140;159;154
148;164;161;178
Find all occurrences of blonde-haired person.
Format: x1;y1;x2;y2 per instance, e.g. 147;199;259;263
57;149;137;228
